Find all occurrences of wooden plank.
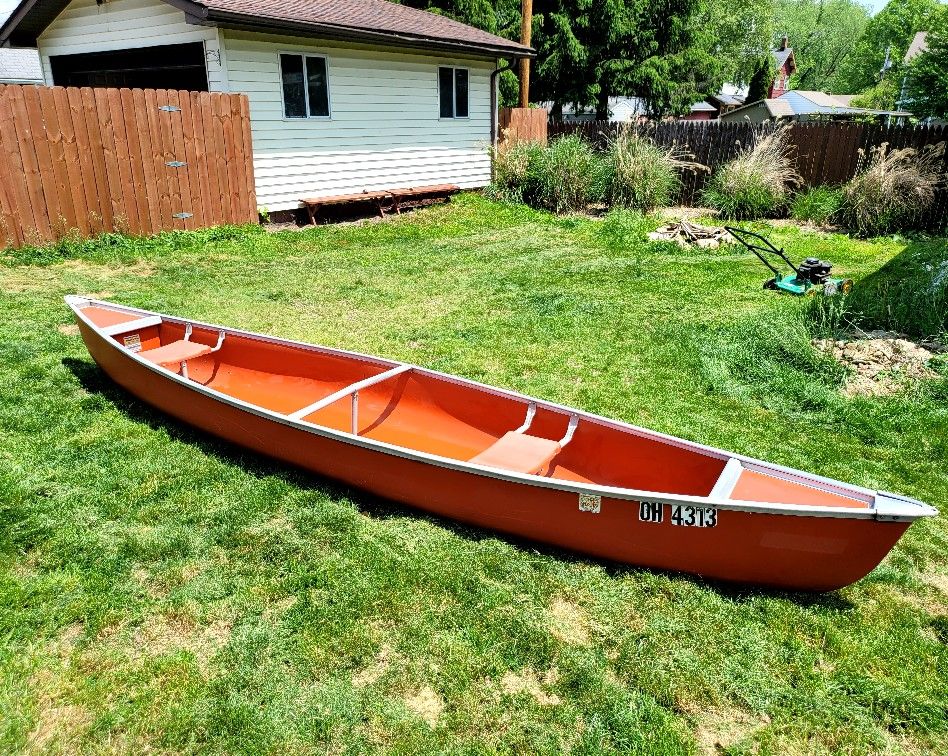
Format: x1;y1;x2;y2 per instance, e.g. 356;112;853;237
105;86;142;235
92;87;126;233
121;88;155;236
25;85;72;240
237;94;258;221
38;86;80;236
176;90;205;228
166;90;195;230
60;87;105;236
198;92;225;226
11;86;54;242
74;87;112;234
188;91;216;227
0;87;32;246
129;88;160;234
227;93;248;223
143;87;174;231
50;86;90;237
154;89;184;230
220;93;240;223
118;88;152;234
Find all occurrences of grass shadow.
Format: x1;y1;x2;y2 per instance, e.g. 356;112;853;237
62;355;856;609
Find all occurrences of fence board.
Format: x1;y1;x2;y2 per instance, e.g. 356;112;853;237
0;84;256;248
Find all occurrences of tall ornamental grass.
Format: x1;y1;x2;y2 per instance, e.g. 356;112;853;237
605;127;706;212
702;124;801;219
840;142;945;236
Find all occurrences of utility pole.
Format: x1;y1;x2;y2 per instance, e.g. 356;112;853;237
519;0;533;108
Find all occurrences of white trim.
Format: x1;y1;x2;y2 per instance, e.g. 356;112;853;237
288;364;412;420
100;315;163;337
64;296;937;523
709;458;743;500
278;50;332;120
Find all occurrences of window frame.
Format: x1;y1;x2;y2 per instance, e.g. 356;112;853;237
438;66;470;120
279;51;332;121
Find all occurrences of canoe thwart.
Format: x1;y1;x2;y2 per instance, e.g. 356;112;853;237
288;364;413;422
709;457;744;500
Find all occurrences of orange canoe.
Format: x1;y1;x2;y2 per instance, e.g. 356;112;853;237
67;296;937;592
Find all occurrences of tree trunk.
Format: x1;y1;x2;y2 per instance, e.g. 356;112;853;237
595;88;610;120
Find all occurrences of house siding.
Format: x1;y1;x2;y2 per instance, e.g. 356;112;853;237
37;0;228;91
221;30;493;211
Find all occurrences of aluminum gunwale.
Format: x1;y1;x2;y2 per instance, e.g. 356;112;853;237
67;297;936;522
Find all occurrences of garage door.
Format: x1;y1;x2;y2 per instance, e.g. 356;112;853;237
49;42;209;91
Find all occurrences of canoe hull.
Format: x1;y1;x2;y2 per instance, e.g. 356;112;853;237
78;318;909;592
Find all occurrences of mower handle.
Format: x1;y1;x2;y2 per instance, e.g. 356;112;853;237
724;226;798;277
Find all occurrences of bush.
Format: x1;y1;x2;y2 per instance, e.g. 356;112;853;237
605;127;705;212
702;124;801;219
538;134;607;213
488;135;607;214
487;139;546;206
790;186;843;225
840;142;945;237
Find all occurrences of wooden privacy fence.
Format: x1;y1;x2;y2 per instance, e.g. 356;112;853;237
0;84;257;248
499;107;548;145
547;120;948;226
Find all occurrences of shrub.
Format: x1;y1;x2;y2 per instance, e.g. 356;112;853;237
790;186;843;225
605;127;705;212
487;139;546;206
702;124;801;219
840;142;945;237
537;134;607;213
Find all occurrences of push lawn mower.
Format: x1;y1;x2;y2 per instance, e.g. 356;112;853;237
725;226;853;296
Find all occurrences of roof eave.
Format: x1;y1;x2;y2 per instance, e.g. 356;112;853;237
204;9;536;59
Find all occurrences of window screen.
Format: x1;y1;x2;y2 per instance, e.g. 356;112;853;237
439;67;455;118
454;69;469;118
306;56;330;117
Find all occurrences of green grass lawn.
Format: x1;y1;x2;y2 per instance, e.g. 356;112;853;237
1;195;947;754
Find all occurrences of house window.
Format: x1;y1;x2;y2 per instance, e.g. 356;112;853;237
439;67;469;118
280;53;330;118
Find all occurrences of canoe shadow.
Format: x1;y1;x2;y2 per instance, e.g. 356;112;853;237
62;356;855;610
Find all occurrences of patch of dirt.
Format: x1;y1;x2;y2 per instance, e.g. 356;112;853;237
684;704;770;755
57;323;80;336
25;668;93;754
813;330;943;397
655;206;717;221
548;598;591;646
499;668;561;706
403;685;443;728
98;613;231;672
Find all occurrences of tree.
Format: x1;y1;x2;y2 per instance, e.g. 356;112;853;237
832;0;942;94
773;0;871;91
695;0;775;88
746;56;777;102
904;8;948;119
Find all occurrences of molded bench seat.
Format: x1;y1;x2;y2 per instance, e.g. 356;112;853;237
139;340;214;368
469;432;562;475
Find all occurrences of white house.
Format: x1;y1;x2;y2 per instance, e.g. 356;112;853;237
0;0;532;213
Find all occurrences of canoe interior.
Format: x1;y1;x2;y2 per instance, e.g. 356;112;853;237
81;304;872;509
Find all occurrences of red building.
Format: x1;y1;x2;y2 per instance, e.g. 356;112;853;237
769;37;797;98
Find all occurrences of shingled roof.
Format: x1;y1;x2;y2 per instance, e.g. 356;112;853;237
0;0;534;58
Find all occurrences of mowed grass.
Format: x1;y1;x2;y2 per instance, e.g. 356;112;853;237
1;194;947;754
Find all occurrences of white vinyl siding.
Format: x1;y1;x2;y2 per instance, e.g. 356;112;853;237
37;0;226;90
222;30;493;211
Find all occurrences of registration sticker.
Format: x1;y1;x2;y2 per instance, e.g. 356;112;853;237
123;333;142;352
670;504;717;528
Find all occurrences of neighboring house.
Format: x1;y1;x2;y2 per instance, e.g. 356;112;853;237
770;36;796;98
0;0;532;213
681;101;716;121
898;31;927;113
720;90;911;123
0;47;42;83
547;96;647;123
682;37;796;121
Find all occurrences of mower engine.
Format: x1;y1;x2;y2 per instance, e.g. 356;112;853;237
797;257;834;285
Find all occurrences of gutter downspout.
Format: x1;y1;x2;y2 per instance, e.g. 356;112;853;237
491;60;514;150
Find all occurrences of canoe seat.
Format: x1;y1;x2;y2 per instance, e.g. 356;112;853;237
139;340;214;368
469;432;563;475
